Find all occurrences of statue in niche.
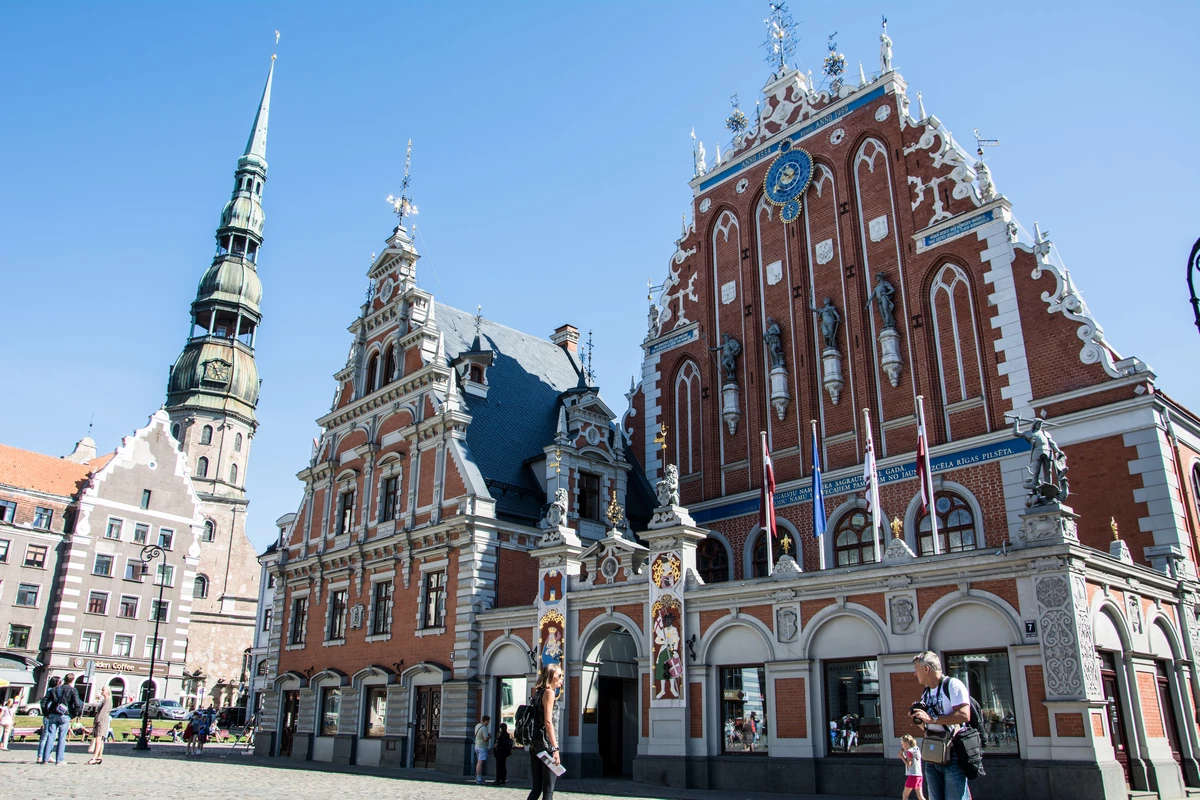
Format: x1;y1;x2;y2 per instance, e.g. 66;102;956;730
865;272;897;330
810;298;842;350
656;463;680;508
764;318;785;369
710;333;742;384
1010;414;1070;505
544;487;570;527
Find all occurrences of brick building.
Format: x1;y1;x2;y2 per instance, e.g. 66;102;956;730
254;22;1200;800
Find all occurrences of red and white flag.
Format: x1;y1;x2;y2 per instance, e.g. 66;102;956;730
862;410;883;563
760;432;777;572
916;395;941;554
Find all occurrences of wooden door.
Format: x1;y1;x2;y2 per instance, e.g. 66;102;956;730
280;690;300;757
412;685;441;769
1099;652;1130;785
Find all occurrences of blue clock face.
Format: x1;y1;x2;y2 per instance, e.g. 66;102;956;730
764;142;814;207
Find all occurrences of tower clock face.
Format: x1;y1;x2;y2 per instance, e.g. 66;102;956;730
763;139;814;223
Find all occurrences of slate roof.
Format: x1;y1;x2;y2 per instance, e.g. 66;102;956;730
0;443;112;498
437;304;584;524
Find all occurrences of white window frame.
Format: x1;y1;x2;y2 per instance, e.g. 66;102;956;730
93;553;115;577
15;582;41;608
86;590;111;616
104;517;124;540
366;572;395;643
80;629;103;655
158;528;175;551
124;557;144;582
112;634;134;658
154;563;175;588
118;595;140;619
415;559;449;637
150;598;171;624
143;637;164;660
286;589;310;651
324;583;349;645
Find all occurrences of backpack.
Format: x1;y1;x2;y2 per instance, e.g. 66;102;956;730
514;689;544;748
934;677;986;779
935;678;987;743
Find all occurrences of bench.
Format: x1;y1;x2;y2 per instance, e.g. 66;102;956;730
120;727;175;742
11;726;41;741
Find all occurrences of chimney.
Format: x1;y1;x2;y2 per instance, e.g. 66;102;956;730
550;324;579;353
63;437;97;463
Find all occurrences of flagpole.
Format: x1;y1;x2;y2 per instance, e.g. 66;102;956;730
761;431;774;575
812;419;826;571
916;394;941;555
863;408;882;564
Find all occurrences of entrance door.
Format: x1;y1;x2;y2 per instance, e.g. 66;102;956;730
1099;651;1131;785
280;690;300;757
596;676;637;776
412;685;441;769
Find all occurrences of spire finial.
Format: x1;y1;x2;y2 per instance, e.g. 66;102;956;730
386;140;417;228
823;32;846;94
917;92;927;120
273;29;280;60
762;2;797;74
1111;517;1120;541
474;304;483;339
585;329;595;383
243;51;275;160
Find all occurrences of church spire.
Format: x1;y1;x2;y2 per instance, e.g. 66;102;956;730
243;54;274;165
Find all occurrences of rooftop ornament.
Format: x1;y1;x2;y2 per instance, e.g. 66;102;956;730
762;1;798;75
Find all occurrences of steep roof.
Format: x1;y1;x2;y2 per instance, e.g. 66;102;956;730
0;443;112;498
436;304;584;524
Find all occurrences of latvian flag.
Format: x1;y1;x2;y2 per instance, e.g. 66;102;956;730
761;433;778;568
862;415;883;563
916;397;941;554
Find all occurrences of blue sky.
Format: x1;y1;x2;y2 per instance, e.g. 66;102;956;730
2;2;1197;553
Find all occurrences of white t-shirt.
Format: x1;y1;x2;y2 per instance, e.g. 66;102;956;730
474;723;490;747
905;746;922;776
922;675;969;733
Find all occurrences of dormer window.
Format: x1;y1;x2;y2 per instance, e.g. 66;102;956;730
469;365;484;384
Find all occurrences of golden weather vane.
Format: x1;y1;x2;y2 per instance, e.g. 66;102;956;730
654;422;668;451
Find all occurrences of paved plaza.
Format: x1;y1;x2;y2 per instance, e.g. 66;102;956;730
0;740;891;800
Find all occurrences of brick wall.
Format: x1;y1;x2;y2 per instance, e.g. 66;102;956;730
689;682;704;738
847;593;886;621
917;585;955;619
1055;712;1085;737
642;674;650;738
1026;665;1050;737
496;547;538;608
576;604;644;638
1138;671;1165;737
1091;712;1105;737
773;678;807;738
568;676;579;737
891;672;924;740
970;579;1018;610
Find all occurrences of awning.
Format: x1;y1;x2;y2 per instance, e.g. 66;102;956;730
0;667;36;686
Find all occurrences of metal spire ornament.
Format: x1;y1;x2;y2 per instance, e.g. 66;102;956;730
725;93;749;136
385;139;417;228
761;2;797;74
822;32;846;95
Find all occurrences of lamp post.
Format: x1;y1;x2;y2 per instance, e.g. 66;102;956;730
134;544;168;751
1188;237;1200;336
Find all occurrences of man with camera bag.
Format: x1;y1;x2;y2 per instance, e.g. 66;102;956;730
911;652;971;800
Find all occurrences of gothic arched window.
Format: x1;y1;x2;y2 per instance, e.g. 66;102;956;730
751;529;794;577
234;433;243;452
230;463;238;485
1191;465;1200;525
673;360;702;476
194;574;209;600
202;520;215;542
929;264;988;441
917;492;978;555
196;457;208;478
383;345;397;386
200;426;213;445
697;538;729;584
833;508;878;567
171;424;181;441
365;353;380;394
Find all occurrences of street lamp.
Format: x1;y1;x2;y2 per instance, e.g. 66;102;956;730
134;543;168;751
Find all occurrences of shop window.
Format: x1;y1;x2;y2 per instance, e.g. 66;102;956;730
363;686;387;737
578;473;601;521
320;687;341;736
497;676;528;746
720;666;768;754
917;493;978;556
823;658;882;754
833;509;878;567
697;538;729;584
944;651;1018;753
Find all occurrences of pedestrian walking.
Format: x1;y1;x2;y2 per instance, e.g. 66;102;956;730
0;698;15;750
526;663;563;800
899;734;926;800
184;710;199;756
494;722;513;785
35;677;60;764
911;651;972;800
46;673;83;764
86;686;112;765
474;714;492;784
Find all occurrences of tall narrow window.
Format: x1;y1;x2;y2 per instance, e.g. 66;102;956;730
234;433;243;452
381;475;400;522
196;457;209;478
423;570;447;629
262;607;272;632
200;425;213;445
673;360;702;475
141;490;152;509
697;538;729;584
833;509;878;567
929;263;988;441
383;346;397;386
578;473;601;521
365;353;380;394
133;523;149;544
338;490;355;535
230;463;238;484
328;589;347;640
202;520;215;542
371;580;394;636
290;597;308;645
193;574;209;599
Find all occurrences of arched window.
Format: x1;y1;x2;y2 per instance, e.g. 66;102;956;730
234;433;243;452
929;263;988;441
383;346;397;386
365;353;380;394
202;520;215;542
194;574;209;599
196;457;209;478
917;492;977;555
1191;465;1200;525
200;425;213;445
750;528;796;577
673;360;701;475
697;538;729;584
833;508;878;567
230;463;238;485
171;423;181;441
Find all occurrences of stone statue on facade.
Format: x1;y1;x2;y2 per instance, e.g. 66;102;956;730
880;29;893;72
764;317;785;369
710;333;742;384
647;303;661;339
1010;414;1069;505
810;298;841;350
694;139;707;177
866;272;897;330
655;463;680;508
545;487;570;527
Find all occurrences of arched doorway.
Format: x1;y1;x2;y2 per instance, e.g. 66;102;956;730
579;622;641;778
109;677;126;708
140;679;156;702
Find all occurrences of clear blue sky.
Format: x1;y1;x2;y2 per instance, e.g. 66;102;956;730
2;2;1197;553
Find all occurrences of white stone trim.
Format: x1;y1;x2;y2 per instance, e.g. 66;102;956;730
979;212;1033;418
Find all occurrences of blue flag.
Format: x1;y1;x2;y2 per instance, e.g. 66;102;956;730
811;431;827;539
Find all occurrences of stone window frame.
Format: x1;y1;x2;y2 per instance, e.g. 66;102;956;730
366;572;395;642
104;517;124;541
112;633;134;658
86;589;110;616
415;559;449;636
79;629;103;655
14;582;40;608
287;589;310;650
323;582;349;646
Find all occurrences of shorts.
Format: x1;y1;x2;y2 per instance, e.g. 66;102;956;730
475;746;489;763
905;775;924;789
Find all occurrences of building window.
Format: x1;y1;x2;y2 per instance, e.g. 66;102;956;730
172;423;181;440
365;353;380;394
750;531;793;578
196;457;209;478
833;509;878;567
93;554;114;577
24;544;48;569
0;500;15;523
143;637;164;660
154;563;175;587
363;686;387;737
578;473;601;521
32;507;53;530
200;425;213;445
328;589;347;640
7;624;30;648
105;518;123;540
290;597;308;645
262;607;272;632
141;490;152;510
151;599;170;622
423;570;447;629
113;634;133;657
371;580;393;636
338;490;355;535
381;475;400;522
87;591;109;615
194;574;209;599
823;658;882;754
15;583;39;607
234;433;243;452
81;631;102;654
0;539;8;562
133;523;149;544
944;650;1018;754
497;676;527;743
124;558;143;582
320;687;341;736
697;538;729;584
202;520;215;542
158;529;174;550
256;659;269;676
119;595;139;618
383;346;397;386
230;463;238;484
267;573;275;589
917;493;978;556
721;666;768;754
